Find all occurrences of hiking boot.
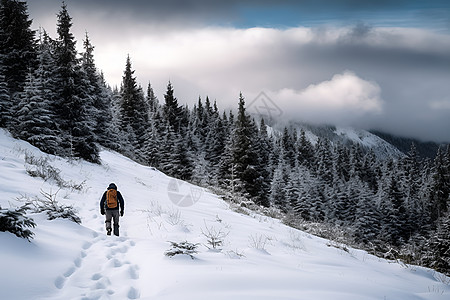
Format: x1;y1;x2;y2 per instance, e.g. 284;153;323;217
107;228;112;236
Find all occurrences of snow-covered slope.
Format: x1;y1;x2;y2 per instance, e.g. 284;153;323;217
288;122;405;159
0;129;448;300
334;126;405;159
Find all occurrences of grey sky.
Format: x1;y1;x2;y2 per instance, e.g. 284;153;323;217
27;0;450;142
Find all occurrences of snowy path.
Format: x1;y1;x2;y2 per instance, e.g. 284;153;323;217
50;232;140;300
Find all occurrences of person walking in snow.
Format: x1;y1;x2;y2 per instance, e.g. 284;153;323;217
100;183;125;236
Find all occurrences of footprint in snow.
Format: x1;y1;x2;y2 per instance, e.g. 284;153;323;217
63;266;76;278
109;258;122;268
129;265;139;280
74;257;82;268
91;273;102;281
82;241;92;250
127;287;140;299
54;276;66;289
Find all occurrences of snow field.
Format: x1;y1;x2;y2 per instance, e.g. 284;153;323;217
0;128;449;300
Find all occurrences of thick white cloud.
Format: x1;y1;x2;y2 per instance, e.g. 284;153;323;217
91;26;450;142
272;72;383;126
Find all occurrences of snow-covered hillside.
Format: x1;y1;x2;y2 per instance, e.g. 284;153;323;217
0;129;448;300
280;122;405;159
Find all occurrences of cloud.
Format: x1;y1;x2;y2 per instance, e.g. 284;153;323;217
269;71;383;126
90;25;449;142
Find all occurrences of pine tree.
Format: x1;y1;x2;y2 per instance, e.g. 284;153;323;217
402;143;424;234
0;0;36;93
281;126;296;167
228;93;267;204
163;81;183;133
430;147;450;221
292;166;315;221
334;143;350;182
14;65;59;154
146;81;159;114
424;212;450;275
119;55;149;159
297;129;314;167
81;32;112;146
204;114;227;185
270;158;288;209
11;28;60;151
388;172;408;244
0;0;36;128
0;68;8;127
315;138;334;185
255;118;272;206
354;187;380;245
52;3;99;162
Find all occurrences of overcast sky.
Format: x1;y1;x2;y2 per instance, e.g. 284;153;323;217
27;0;450;142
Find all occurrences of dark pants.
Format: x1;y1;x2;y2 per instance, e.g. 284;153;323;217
105;210;120;236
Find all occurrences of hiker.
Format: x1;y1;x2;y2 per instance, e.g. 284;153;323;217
100;183;125;236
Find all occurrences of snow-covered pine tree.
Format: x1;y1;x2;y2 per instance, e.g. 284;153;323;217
0;68;9;128
270;154;288;209
424;212;450;275
81;32;114;148
0;0;36;128
54;3;99;162
281;126;296;168
297;129;314;167
430;146;450;221
402;143;425;235
254;118;272;207
229;93;267;204
315;138;334;185
333;143;349;182
146;81;159;114
204;111;227;185
119;55;149;161
388;172;408;245
162;81;183;133
353;186;380;245
13;29;60;154
14;71;60;154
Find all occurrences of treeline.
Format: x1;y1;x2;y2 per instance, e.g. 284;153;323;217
1;1;449;274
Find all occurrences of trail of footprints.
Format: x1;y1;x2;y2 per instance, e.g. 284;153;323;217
54;231;141;299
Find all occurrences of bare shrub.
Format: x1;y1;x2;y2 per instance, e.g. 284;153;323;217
24;152;86;191
248;234;273;251
201;220;229;250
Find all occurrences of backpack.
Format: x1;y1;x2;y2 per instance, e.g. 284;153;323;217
106;189;118;209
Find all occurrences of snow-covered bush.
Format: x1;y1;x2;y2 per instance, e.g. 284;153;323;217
0;205;36;241
165;241;199;259
18;190;81;224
